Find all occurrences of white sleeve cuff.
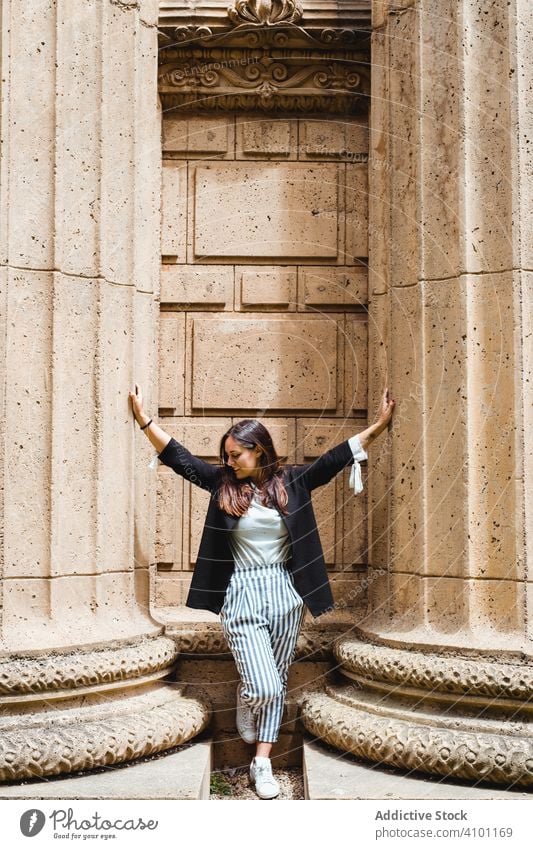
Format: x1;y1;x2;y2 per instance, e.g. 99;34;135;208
148;452;160;471
347;434;367;495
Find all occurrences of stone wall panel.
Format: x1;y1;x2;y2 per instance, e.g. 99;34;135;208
188;316;339;412
157;114;368;605
191;162;340;260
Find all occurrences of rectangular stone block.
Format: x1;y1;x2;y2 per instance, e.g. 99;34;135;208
341;470;368;567
158;312;185;411
237;267;296;309
5;4;56;268
236;117;297;157
49;274;100;577
4;269;53;579
133;20;161;295
301;266;368;308
465;272;522;581
419;0;462;282
55;3;103;277
389;7;420;287
368;30;390;296
310;481;339;565
188;317;338;411
345;163;368;260
299;118;368;160
100;2;136;286
367;290;391;569
191;162;340;259
461;1;513;275
160;266;233;307
163;115;234;158
133;290;159;568
423;278;468;579
156;469;182;568
97;280;136;573
188;485;212;570
344;317;368;413
161;161;187;259
390;285;424;578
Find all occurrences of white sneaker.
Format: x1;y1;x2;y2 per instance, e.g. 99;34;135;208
236;683;257;744
249;756;280;799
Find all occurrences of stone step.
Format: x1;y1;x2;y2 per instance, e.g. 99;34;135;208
302;739;532;800
0;739;213;801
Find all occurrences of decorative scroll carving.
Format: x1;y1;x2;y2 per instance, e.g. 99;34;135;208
335;638;533;702
300;687;533;789
171;24;362;48
158;46;369;114
0;689;211;782
158;2;370;114
0;636;179;696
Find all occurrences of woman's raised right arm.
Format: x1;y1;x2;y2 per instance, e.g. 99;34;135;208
128;383;219;492
129;383;171;453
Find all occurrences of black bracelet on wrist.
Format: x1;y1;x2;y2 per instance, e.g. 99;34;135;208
140;418;153;430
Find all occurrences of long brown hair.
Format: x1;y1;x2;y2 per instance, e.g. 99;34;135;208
217;420;289;517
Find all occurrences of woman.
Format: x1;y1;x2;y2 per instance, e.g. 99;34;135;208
129;385;395;799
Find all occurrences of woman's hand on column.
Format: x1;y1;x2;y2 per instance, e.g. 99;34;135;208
129;383;147;426
129;383;172;454
377;387;395;428
357;387;395;452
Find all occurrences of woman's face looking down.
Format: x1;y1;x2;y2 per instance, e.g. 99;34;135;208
224;435;262;481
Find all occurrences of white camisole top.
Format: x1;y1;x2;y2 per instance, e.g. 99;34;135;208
228;483;291;568
226;434;367;567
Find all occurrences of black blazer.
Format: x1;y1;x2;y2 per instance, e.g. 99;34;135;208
157;436;360;618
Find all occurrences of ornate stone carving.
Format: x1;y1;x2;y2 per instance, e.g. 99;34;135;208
335;638;533;703
0;687;210;782
0;636;213;782
0;636;179;697
158;47;369;114
158;2;370;114
227;0;303;26
300;685;533;788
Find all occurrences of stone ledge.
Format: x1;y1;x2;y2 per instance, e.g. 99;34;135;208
303;739;532;800
300;686;533;789
0;738;212;800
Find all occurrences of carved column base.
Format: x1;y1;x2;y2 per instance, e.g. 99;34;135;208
300;637;533;788
0;636;211;782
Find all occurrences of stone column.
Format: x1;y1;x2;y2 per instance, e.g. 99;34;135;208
301;0;533;788
0;0;208;781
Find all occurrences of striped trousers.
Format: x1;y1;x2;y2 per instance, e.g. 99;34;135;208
220;560;306;743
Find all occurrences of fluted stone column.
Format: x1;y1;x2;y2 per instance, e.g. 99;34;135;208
301;0;533;788
0;0;209;781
